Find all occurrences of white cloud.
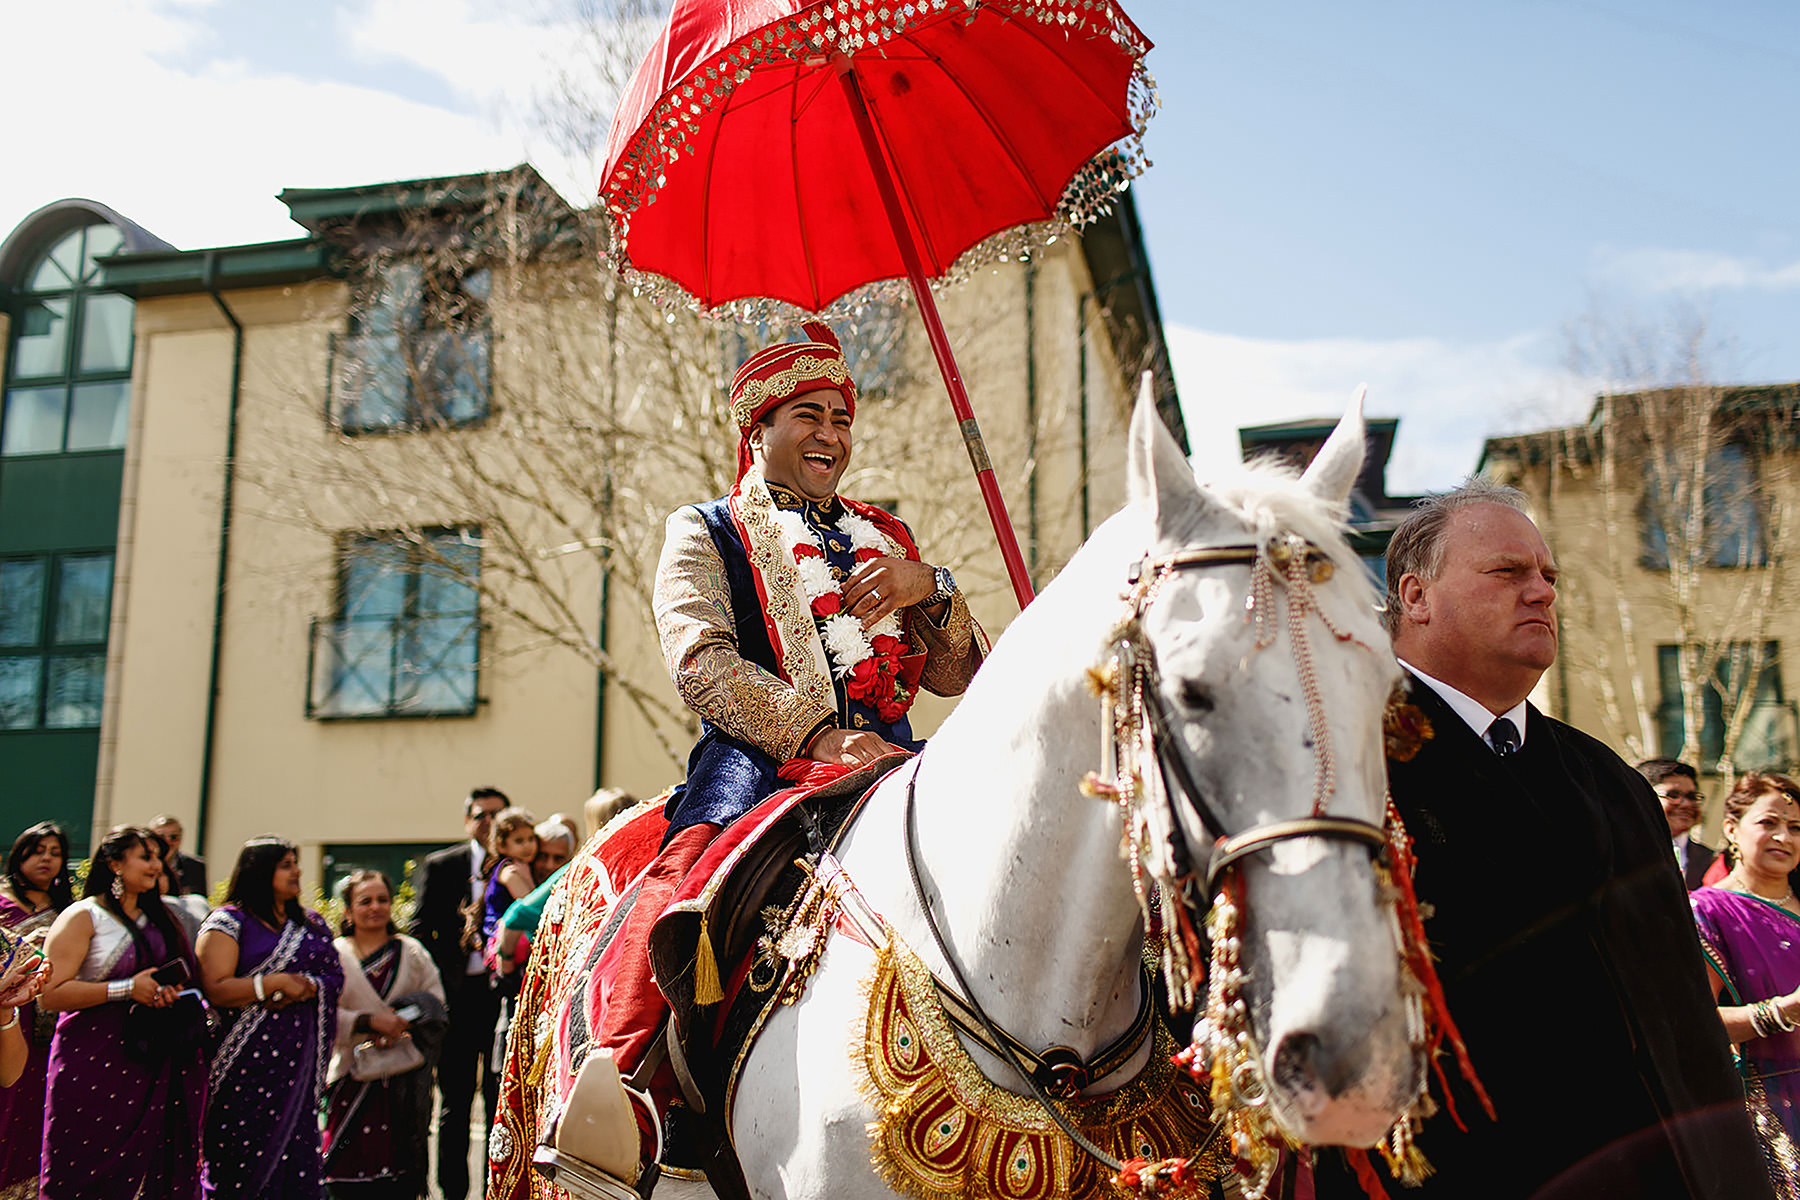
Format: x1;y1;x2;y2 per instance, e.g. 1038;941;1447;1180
0;0;545;251
338;0;572;109
1594;246;1800;295
1169;325;1595;495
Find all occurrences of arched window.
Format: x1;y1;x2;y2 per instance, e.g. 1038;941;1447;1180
3;223;133;456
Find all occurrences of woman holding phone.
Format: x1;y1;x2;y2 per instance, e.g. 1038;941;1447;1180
323;869;446;1198
197;837;343;1198
37;824;207;1198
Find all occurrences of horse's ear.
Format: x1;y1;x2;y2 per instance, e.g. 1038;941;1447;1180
1127;372;1208;535
1300;384;1368;507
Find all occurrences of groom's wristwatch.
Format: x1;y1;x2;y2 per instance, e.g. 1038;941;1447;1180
926;564;957;607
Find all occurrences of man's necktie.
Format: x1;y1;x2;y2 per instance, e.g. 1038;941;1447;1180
1488;716;1520;757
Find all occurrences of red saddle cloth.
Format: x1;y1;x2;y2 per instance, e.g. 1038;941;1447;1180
492;757;892;1200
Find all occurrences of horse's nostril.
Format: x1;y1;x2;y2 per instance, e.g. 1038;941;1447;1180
1272;1031;1364;1097
1271;1032;1321;1094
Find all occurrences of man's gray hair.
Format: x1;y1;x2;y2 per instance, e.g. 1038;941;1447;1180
1383;477;1531;634
534;819;576;848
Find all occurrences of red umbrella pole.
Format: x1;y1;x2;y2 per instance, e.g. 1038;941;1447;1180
836;60;1036;610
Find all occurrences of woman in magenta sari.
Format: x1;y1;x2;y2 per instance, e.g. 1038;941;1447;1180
0;821;73;1199
1692;771;1800;1200
197;838;344;1199
37;825;207;1200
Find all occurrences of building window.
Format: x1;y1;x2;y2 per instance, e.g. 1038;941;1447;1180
1657;642;1793;770
3;225;132;456
329;262;491;433
1640;442;1766;569
307;529;482;719
0;552;113;729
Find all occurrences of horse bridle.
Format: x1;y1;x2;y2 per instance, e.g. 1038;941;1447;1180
1120;539;1390;893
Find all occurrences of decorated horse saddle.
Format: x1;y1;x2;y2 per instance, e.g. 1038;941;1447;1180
649;755;903;1117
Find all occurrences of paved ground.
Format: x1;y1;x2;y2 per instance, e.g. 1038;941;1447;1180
421;1101;492;1200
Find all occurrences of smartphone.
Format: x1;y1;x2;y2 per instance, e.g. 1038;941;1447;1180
151;959;191;988
394;1003;423;1022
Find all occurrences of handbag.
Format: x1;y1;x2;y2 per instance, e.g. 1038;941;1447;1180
351;1031;425;1081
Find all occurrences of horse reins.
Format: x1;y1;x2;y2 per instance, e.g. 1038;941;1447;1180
902;765;1217;1177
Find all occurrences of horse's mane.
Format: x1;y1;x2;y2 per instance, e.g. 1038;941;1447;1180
1198;456;1365;576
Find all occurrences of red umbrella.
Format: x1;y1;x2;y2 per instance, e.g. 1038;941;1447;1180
601;0;1155;608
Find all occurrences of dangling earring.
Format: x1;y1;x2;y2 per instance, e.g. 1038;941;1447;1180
110;873;124;900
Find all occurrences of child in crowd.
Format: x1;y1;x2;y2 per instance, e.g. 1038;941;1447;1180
465;808;537;978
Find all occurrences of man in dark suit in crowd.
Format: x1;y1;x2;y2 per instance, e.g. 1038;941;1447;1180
1315;481;1770;1199
149;813;207;896
408;786;509;1200
1639;758;1716;890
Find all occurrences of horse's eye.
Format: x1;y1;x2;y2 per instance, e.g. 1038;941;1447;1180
1178;680;1214;713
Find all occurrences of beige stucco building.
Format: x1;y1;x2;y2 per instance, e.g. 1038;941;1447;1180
0;166;1181;891
1482;384;1800;839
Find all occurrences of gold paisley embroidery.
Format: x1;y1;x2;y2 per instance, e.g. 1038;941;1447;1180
730;354;856;426
852;941;1228;1200
654;506;830;759
738;468;835;714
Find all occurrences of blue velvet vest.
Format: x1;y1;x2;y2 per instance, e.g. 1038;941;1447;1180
663;497;921;834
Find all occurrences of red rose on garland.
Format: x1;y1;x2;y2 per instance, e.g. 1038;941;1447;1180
811;593;842;618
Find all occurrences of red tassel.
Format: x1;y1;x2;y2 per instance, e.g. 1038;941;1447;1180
801;320;842;352
1345;1149;1393;1200
1385;806;1497;1126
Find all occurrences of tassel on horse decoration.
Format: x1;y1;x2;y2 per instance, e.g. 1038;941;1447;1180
693;913;724;1006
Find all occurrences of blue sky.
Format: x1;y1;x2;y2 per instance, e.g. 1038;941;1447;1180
6;0;1797;490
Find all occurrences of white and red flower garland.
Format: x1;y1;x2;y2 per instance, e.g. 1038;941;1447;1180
771;506;915;723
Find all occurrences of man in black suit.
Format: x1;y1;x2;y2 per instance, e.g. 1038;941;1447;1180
1315;481;1769;1199
408;785;509;1200
1639;758;1717;890
149;814;207;896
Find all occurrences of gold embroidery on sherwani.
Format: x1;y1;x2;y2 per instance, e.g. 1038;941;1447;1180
736;466;844;714
654;506;832;761
910;592;984;698
653;476;987;761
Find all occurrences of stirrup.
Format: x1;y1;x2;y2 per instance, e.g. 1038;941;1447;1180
533;1049;657;1197
533;1146;659;1200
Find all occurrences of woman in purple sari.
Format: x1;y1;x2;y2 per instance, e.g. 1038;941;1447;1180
1692;771;1800;1200
0;821;73;1199
36;825;207;1200
197;838;344;1199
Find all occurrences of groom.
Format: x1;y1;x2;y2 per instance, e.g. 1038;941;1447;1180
544;323;985;1194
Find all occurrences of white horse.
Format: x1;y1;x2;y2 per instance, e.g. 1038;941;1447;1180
530;386;1423;1200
